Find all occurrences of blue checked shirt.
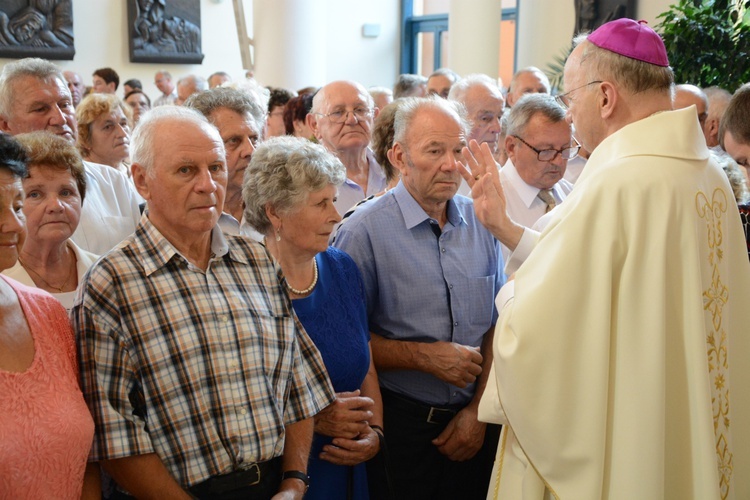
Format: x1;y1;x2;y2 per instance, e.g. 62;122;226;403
334;182;504;407
73;215;335;487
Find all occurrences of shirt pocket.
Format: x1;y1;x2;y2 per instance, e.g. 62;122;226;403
468;275;496;327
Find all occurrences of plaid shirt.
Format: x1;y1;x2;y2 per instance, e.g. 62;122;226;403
73;216;334;487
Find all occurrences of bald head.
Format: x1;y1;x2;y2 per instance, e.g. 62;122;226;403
673;84;708;137
309;80;375;155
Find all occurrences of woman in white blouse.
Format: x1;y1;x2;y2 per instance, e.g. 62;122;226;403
2;131;98;311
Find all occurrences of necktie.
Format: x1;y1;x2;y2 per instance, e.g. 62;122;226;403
537;188;556;213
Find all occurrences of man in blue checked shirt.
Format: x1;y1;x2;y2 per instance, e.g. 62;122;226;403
334;96;504;499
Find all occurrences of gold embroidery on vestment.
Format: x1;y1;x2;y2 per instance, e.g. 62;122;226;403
696;188;732;499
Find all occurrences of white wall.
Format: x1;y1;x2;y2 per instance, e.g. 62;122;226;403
323;0;401;88
515;0;675;80
0;0;400;99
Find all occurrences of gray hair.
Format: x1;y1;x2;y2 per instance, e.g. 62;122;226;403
572;34;674;95
429;68;460;84
506;93;566;137
184;86;265;138
509;67;551;94
393;95;470;145
393;74;428;99
448;73;501;103
178;74;208;92
243;136;346;234
0;58;66;118
369;86;393;100
704;86;732;123
131;106;219;176
226;78;270;116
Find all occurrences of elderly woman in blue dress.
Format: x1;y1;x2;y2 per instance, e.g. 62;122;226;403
243;136;382;499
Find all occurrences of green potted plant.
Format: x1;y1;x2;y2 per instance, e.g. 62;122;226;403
656;0;750;90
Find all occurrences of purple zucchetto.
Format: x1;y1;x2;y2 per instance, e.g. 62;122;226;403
588;18;670;67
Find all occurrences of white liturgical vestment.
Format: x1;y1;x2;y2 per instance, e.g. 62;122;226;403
480;107;750;500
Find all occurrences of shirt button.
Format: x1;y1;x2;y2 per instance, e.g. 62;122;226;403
219;315;229;323
449;284;453;289
441;248;446;253
454;322;458;327
230;361;238;369
239;408;247;415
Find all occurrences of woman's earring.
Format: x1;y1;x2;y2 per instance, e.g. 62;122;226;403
275;226;281;242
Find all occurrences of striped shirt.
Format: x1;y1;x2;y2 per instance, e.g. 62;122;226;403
72;215;335;487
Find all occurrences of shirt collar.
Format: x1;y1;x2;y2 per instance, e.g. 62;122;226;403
392;182;465;230
502;159;543;208
340;149;387;193
135;214;234;276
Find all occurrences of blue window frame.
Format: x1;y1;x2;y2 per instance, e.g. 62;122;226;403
401;0;518;75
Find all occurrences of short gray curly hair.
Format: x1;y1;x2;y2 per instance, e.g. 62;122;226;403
243;136;346;234
184;86;265;139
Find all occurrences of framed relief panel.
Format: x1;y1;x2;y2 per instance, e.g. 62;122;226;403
127;0;204;64
0;0;75;60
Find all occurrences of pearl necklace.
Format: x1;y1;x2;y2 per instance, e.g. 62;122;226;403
286;259;318;296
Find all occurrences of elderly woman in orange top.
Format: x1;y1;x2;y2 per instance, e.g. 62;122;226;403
76;93;132;177
0;133;98;498
2;131;98;311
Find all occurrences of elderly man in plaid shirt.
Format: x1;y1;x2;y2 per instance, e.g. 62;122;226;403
73;106;334;500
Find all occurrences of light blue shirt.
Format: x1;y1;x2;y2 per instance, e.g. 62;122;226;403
334;182;504;406
333;149;387;216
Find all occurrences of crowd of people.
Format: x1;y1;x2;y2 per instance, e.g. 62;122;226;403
1;17;749;500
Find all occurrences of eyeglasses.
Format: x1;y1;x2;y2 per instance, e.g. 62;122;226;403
512;135;581;162
554;81;603;110
316;107;373;124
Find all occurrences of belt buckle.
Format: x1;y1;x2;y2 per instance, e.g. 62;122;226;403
427;406;447;424
240;462;261;486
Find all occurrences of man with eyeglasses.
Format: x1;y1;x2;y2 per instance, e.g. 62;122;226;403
466;18;750;499
308;80;387;215
185;85;266;241
497;93;575;261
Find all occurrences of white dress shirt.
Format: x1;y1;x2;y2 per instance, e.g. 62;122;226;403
498;159;573;262
70;161;143;255
218;212;264;242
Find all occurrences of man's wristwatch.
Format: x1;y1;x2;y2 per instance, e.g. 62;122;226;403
282;470;310;492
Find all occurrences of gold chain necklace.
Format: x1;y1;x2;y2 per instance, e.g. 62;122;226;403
286;259;318;296
18;257;75;293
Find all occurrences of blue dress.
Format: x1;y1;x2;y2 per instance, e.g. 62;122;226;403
291;247;371;500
